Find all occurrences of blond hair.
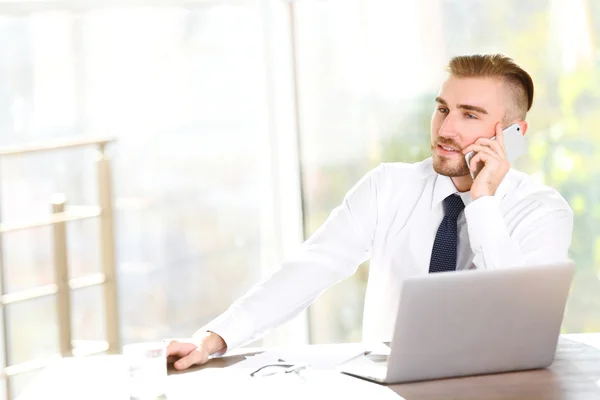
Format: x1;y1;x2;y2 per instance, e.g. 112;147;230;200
447;54;534;122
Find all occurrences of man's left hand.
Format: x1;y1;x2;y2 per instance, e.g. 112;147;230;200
462;122;510;200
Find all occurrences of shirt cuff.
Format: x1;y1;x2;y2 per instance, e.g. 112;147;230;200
192;307;255;357
464;195;504;252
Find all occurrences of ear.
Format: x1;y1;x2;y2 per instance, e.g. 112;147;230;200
518;120;529;136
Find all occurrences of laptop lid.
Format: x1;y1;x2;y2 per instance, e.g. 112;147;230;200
385;261;574;383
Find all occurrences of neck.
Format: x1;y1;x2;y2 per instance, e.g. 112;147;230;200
451;175;473;193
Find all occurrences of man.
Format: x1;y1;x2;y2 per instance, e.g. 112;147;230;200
167;54;573;370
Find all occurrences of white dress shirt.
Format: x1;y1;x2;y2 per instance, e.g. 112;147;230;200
199;158;573;351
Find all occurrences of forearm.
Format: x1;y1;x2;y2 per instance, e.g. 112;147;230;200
196;250;362;354
193;165;382;354
466;196;573;269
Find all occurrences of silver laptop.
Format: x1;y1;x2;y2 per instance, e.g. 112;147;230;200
339;261;574;384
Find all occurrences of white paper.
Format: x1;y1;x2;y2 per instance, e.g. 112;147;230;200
235;351;282;369
167;368;404;400
234;342;367;370
275;343;368;369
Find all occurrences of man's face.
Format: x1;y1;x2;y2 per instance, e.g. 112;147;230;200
430;75;509;177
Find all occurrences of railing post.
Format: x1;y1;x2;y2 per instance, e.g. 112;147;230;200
51;194;73;357
97;146;120;354
0;136;118;392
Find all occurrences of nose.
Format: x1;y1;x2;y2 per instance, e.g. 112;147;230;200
438;113;459;138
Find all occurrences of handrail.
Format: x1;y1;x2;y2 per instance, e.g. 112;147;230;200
1;273;107;305
0;135;119;398
0;206;101;233
0;136;116;157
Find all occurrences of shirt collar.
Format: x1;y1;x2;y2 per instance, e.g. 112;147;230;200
429;162;515;210
431;174;471;210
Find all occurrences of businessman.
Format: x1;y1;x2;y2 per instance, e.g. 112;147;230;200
167;54;573;370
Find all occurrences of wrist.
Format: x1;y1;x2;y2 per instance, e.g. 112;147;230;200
193;331;227;355
471;184;497;200
471;192;488;201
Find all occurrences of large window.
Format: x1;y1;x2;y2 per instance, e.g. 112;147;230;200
2;0;599;398
294;0;600;343
0;2;280;398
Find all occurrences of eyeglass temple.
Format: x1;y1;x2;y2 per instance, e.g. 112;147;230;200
249;363;307;377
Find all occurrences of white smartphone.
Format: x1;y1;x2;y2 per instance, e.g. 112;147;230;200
464;123;526;180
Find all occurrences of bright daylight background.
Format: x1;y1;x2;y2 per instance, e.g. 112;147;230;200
0;0;598;398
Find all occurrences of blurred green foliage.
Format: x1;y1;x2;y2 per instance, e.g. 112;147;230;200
303;1;600;341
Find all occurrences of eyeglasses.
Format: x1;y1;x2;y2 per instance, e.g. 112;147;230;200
249;362;308;378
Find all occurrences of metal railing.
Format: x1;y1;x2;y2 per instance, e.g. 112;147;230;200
0;136;119;399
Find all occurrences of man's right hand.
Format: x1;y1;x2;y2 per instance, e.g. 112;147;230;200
166;331;227;370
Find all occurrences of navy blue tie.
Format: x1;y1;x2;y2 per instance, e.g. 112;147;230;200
429;194;465;273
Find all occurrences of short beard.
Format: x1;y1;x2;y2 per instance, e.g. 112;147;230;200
431;144;470;177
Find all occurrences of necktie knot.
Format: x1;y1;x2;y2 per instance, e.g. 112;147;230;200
444;194;465;220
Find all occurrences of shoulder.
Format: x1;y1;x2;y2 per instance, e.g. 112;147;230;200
375;157;436;182
503;169;572;216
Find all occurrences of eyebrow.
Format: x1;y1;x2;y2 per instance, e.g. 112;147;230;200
435;96;488;115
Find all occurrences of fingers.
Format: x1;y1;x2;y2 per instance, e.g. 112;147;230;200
166;340;210;370
166;341;197;359
463;144;498;160
469;151;490;172
174;348;209;370
475;137;505;157
167;355;179;363
469;150;509;173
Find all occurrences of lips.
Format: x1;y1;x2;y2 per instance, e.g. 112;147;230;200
439;145;459;152
436;143;461;155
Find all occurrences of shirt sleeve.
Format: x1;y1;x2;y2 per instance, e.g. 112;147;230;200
465;195;573;269
194;164;385;353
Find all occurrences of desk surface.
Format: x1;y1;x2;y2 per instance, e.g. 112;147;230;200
391;334;600;400
19;334;600;400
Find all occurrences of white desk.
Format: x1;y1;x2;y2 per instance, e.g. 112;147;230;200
19;334;600;400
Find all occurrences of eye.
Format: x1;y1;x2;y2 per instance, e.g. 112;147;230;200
465;113;477;119
437;107;449;114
